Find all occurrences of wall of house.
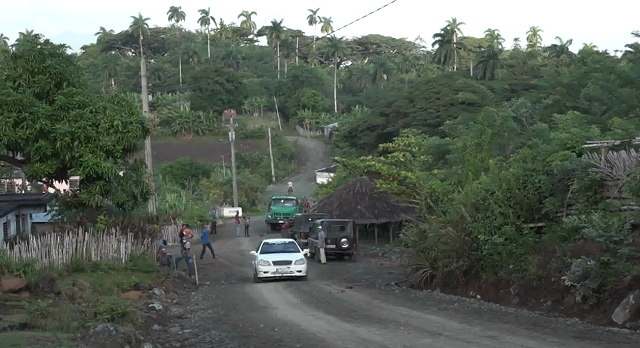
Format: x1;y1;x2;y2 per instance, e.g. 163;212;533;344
315;172;335;185
0;211;17;242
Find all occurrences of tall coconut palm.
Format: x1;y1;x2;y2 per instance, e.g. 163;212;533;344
94;26;115;44
266;19;286;79
307;8;321;48
526;26;544;51
320;17;334;36
198;8;217;58
431;27;464;71
238;10;258;34
484;28;505;49
581;42;598;51
0;34;9;50
475;45;503;80
370;55;393;88
546;36;573;59
396;52;417;88
281;37;295;77
324;36;350;113
167;6;186;85
445;17;465;71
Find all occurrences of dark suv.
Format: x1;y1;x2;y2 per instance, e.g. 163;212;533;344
307;219;357;261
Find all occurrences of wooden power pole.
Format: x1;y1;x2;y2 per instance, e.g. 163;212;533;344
228;117;239;207
140;49;156;216
268;127;276;183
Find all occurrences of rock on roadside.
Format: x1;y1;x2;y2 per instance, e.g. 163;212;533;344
0;276;28;294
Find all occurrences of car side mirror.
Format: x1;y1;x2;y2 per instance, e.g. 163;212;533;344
249;251;257;256
302;249;309;256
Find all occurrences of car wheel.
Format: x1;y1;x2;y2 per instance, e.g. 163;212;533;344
253;271;262;283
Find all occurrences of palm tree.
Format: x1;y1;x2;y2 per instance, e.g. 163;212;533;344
431;27;464;71
484;28;505;49
370;55;393;88
475;45;503;80
546;36;573;59
0;34;9;50
198;8;217;58
94;27;115;44
307;47;322;67
307;8;321;48
266;19;286;79
445;17;465;71
281;37;295;77
320;17;334;36
220;46;242;71
526;26;544;51
167;6;186;86
512;37;522;50
582;42;598;51
238;10;258;34
396;52;417;88
324;36;350;113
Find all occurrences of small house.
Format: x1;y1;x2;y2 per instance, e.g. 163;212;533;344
0;193;56;242
321;122;338;138
315;164;339;185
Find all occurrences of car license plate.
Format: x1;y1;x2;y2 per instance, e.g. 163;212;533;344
276;267;290;273
326;245;336;249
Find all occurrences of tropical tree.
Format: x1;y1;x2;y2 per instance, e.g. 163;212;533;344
324;36;350;113
526;26;544;51
546;36;573;59
512;37;522;50
94;27;115;44
307;8;321;48
431;27;464;71
238;10;258;35
582;42;598;51
475;45;503;80
167;6;186;85
266;19;286;79
370;55;393;88
320;17;334;36
445;17;465;71
484;28;505;49
198;8;217;58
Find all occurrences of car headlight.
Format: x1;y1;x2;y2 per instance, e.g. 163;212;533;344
294;258;306;265
340;238;349;247
267;214;272;218
258;259;271;266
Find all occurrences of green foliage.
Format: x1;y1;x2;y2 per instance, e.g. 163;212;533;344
0;35;151;212
158;157;216;192
188;62;246;115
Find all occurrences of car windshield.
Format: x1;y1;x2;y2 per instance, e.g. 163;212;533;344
271;199;297;207
259;241;301;254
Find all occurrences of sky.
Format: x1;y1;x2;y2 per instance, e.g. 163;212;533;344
2;0;639;53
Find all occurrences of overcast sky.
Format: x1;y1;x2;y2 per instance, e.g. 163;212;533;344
3;0;639;53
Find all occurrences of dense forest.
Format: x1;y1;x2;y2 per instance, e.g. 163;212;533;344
3;6;640;314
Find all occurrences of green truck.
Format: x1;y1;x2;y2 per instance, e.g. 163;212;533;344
265;195;302;231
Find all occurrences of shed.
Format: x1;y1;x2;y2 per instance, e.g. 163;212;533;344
315;164;339;185
321;122;338;138
309;177;413;243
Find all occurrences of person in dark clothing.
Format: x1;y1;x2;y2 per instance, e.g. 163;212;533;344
200;228;215;259
243;216;251;237
208;209;217;234
304;199;310;213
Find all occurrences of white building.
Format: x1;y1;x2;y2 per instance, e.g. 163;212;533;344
315;164;338;185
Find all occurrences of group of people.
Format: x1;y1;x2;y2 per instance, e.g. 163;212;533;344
155;223;217;279
234;210;251;237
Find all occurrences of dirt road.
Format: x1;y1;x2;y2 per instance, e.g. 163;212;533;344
161;137;640;348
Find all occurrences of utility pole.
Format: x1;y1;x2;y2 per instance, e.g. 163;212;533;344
273;97;282;131
227;117;239;207
140;49;156;216
268;127;276;183
296;37;299;66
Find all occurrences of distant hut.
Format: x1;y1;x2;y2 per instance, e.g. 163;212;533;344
309;177;413;244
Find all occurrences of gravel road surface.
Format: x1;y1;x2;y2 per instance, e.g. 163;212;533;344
162;137;640;348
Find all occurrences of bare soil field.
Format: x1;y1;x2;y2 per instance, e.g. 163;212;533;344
150;137;269;164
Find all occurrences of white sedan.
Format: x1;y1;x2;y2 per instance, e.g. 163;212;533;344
250;238;309;283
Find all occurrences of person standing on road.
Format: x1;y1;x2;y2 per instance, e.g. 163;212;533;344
304;199;310;213
317;227;327;264
200;227;216;259
243;216;251;237
235;211;241;237
208;208;218;234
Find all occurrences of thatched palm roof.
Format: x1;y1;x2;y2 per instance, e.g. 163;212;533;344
309;177;413;224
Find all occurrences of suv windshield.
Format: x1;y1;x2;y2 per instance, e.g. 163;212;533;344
260;241;301;254
271;199;297;207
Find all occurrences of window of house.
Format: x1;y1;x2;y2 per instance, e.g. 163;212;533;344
2;221;8;241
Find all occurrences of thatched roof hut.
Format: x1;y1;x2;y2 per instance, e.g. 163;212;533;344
309;177;413;224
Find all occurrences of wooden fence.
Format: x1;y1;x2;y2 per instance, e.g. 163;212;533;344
0;229;156;270
295;125;322;138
